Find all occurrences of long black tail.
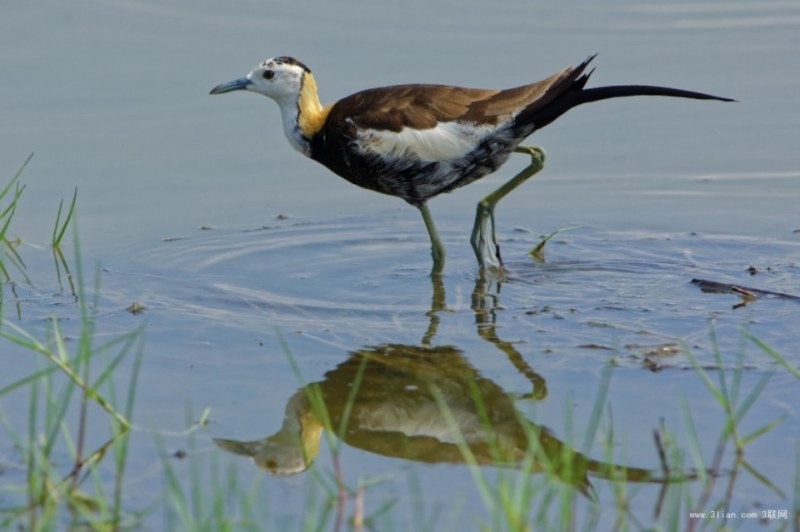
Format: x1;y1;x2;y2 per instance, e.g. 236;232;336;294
580;84;735;105
517;55;735;132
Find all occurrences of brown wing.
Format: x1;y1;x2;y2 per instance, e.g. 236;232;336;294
332;85;500;132
326;57;594;134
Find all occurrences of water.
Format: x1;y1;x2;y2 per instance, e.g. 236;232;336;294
2;0;799;529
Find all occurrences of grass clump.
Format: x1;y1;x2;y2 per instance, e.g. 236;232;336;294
0;257;145;530
0;153;32;286
1;157;144;530
1;154;78;302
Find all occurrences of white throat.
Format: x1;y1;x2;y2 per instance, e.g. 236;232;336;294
274;96;311;157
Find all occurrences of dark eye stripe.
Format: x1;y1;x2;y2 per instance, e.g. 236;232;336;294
273;56;311;73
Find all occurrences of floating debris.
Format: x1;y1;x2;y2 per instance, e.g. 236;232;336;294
691;278;800;301
524;305;553;315
126;302;146;315
578;343;613;350
627;343;682;358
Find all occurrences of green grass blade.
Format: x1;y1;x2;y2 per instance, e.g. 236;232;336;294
429;385;494;511
742;416;784;446
733;372;773;425
0;365;60;397
529;225;580;260
678;397;707;480
581;362;613;455
0;184;25;241
0;153;33;202
741;458;786;498
743;331;800;379
52;187;78;246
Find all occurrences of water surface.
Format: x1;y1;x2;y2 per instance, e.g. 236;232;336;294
2;0;799;529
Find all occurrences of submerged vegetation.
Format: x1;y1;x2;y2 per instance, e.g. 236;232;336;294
1;159;798;530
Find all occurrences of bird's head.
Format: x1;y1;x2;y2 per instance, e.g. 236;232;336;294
211;56;328;154
210;56;311;104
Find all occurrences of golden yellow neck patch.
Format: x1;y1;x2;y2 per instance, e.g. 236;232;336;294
299;410;323;465
297;72;332;138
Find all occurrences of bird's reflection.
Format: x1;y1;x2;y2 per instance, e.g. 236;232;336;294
215;274;656;491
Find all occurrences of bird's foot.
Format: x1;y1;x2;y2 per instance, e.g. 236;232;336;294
430;246;445;277
470;145;547;273
418;202;446;276
470;201;504;272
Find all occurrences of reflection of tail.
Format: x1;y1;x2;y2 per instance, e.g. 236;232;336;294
533;424;664;499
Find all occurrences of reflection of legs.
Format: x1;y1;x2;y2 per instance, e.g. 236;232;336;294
418;202;445;276
470;146;546;270
422;274;448;346
471;271;547;400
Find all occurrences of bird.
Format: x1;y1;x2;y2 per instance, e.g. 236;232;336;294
210;55;733;275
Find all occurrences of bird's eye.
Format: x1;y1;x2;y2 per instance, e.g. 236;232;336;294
263;70;275;80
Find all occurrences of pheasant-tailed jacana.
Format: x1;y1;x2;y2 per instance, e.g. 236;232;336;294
211;55;733;275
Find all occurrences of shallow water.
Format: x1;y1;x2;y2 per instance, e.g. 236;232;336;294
2;0;800;529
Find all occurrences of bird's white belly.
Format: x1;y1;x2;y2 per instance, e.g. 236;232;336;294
355;121;501;163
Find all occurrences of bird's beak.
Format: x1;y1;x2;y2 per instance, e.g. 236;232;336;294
209;77;253;95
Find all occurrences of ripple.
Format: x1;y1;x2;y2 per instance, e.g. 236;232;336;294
110;214;800;337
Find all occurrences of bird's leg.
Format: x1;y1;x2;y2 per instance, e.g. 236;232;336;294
418;202;446;276
422;274;447;345
470;146;546;270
